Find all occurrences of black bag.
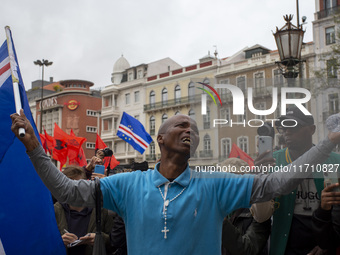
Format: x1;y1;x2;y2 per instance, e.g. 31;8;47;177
92;177;106;255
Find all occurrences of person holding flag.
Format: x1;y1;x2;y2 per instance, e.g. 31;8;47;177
10;112;340;255
0;27;64;254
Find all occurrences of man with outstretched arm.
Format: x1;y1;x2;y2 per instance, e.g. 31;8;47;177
11;110;340;255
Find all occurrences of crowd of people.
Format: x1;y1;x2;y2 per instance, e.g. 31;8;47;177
10;106;340;255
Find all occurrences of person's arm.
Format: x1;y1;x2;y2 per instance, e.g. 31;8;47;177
222;218;271;255
250;136;337;203
11;109;96;207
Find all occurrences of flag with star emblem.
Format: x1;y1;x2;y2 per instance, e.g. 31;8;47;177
117;112;153;154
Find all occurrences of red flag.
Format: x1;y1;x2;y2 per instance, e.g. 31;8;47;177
69;129;87;166
95;133;107;150
44;129;56;155
53;123;86;164
39;133;47;153
53;124;68;170
95;133;120;169
229;143;254;167
103;155;120;170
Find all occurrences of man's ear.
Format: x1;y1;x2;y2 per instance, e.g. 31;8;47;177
157;134;164;145
309;125;316;135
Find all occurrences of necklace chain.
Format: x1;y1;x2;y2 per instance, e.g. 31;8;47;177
158;183;187;239
158;185;187;202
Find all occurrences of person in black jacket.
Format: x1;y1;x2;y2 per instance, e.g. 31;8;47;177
312;183;340;254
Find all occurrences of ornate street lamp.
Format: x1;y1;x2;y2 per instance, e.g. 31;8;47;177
34;59;53;133
273;14;305;79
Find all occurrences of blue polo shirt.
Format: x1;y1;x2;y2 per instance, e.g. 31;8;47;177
100;164;254;255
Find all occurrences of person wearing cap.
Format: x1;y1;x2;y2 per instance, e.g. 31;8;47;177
269;106;340;255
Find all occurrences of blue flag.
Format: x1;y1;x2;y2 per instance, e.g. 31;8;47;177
0;29;65;255
117;112;153;154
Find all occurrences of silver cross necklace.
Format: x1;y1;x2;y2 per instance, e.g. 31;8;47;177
158;182;187;239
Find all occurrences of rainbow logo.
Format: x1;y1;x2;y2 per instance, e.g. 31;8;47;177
196;82;223;115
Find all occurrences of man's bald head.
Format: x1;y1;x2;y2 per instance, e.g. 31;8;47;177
158;114;192;135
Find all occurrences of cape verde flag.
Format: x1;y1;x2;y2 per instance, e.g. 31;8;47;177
117;112;153;154
0;28;65;255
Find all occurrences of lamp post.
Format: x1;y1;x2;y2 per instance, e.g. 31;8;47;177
34;59;53;133
273;14;305;79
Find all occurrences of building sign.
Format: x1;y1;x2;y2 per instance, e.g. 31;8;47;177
40;97;57;109
64;99;80;110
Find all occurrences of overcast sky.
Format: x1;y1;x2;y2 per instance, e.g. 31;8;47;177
1;0;315;90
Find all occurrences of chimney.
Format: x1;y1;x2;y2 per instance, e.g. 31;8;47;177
49;77;53;82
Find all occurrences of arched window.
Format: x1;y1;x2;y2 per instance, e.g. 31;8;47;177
237;136;248;154
221;138;231;159
175;85;181;103
188;82;195;99
203;106;210;129
188;109;195;119
204;134;211;151
149;141;155;157
150;116;155;135
150;91;155;108
162;113;168;123
162;88;168;106
175;111;181;115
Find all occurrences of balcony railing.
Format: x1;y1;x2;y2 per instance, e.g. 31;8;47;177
203;122;210;129
199;150;213;158
144;94;202;111
317;6;340;19
146;154;157;161
253;86;273;97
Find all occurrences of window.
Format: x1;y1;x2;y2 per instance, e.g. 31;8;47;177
128;72;133;81
149;141;155;155
237;136;248;154
220;79;229;84
175;85;181;103
203;106;210;129
162;113;168;123
236;76;246;92
125;93;130;105
86;142;96;149
162;88;168;106
220;108;230;124
134;91;140;102
175;111;181;115
86;110;98;116
255;102;266;120
326;27;336;45
188;82;195;99
221;138;231;158
203;134;211;151
114;95;118;107
254;72;265;94
273;69;284;87
150;116;155;135
237;106;247;123
150;91;155;107
103;95;112;107
86;126;97;133
188;109;195;120
137;70;143;79
103;118;112;131
327;60;338;78
329;93;339;114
